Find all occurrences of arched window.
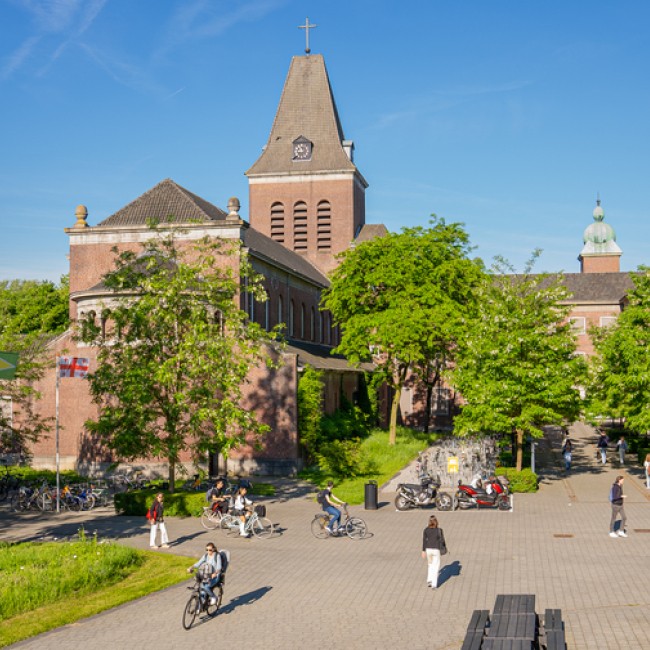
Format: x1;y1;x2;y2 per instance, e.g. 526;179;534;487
310;307;315;341
300;304;306;339
293;201;308;251
278;295;284;328
270;202;285;243
264;299;270;331
289;300;295;337
319;312;324;343
317;200;331;251
101;308;111;339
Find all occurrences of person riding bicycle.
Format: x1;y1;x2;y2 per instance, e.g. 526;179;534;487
187;542;222;605
206;478;229;515
318;480;346;535
232;485;253;537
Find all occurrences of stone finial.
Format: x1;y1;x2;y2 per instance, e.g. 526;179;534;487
227;197;241;221
73;205;89;229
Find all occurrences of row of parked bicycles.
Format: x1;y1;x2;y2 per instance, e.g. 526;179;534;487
8;481;114;513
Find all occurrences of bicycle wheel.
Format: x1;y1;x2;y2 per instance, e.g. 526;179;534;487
201;509;218;530
10;493;26;512
345;517;367;540
311;515;330;539
182;594;199;630
251;516;273;538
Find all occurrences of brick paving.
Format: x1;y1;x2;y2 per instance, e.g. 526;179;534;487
2;424;649;649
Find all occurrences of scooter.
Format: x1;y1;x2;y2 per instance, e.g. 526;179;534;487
395;452;443;511
454;475;511;510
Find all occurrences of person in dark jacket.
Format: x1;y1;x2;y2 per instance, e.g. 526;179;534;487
597;430;609;464
149;493;170;548
609;476;627;538
421;515;447;588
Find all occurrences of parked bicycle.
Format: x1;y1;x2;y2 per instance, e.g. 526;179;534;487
182;551;229;630
10;484;41;512
220;507;273;538
311;504;368;540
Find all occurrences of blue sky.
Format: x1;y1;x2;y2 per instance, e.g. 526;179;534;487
1;0;649;282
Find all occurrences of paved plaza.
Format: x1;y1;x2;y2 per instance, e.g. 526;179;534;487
2;424;649;649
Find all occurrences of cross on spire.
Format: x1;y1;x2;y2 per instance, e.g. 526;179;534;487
298;17;317;54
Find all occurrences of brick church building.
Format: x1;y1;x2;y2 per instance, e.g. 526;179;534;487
23;49;635;476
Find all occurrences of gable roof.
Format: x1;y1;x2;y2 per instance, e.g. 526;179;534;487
560;272;635;303
98;179;228;226
246;55;360;177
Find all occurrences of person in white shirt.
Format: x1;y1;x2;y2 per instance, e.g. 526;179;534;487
232;485;253;537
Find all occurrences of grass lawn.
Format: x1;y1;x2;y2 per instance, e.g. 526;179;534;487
0;540;189;647
300;427;439;504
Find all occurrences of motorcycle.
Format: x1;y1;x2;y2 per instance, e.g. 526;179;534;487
453;475;511;510
395;452;443;510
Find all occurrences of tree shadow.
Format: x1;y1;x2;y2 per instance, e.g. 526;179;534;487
218;586;272;615
438;560;462;587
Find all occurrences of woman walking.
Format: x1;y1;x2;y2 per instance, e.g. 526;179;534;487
148;492;170;548
644;453;650;490
422;515;447;589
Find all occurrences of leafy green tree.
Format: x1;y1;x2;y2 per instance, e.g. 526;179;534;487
323;217;483;445
588;267;650;433
79;234;280;490
0;277;68;456
451;254;585;470
297;365;324;462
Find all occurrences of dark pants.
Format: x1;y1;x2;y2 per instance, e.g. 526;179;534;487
610;504;627;532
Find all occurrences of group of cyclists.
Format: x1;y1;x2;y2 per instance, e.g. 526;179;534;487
206;477;255;537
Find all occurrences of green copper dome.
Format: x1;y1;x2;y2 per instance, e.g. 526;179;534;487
583;200;616;244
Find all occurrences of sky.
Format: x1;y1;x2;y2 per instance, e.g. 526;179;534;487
1;0;649;282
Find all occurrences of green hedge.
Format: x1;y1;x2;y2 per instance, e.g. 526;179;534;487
495;467;538;493
638;447;650;465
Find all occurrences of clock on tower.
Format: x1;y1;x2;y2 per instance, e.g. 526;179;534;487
292;136;312;162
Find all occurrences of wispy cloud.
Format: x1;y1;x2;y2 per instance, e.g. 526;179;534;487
2;0;108;78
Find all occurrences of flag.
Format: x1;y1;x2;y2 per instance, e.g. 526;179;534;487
0;351;19;380
58;357;90;378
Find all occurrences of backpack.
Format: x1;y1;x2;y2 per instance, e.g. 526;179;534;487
316;489;327;505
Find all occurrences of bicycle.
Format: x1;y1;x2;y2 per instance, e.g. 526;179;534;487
182;561;227;630
200;505;229;530
10;484;41;512
311;504;368;540
220;507;274;538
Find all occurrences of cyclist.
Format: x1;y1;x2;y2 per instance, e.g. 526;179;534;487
232;485;253;537
318;480;346;535
187;543;222;605
206;478;229;514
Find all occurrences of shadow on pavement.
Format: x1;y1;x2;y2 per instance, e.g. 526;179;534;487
438;560;462;587
219;586;273;615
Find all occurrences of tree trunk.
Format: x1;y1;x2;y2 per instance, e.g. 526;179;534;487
515;429;524;472
168;461;176;494
389;386;401;446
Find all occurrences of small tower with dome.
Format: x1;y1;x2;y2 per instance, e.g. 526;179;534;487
578;199;622;273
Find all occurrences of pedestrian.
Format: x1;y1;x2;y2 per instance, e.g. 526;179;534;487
422;515;448;589
608;476;627;538
616;436;628;465
597;430;609;464
644;453;650;490
562;438;573;471
148;492;170;548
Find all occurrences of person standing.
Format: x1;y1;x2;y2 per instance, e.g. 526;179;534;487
562;438;573;471
422;515;447;588
644;453;650;490
609;476;628;538
148;493;170;548
615;436;628;465
597;430;609;464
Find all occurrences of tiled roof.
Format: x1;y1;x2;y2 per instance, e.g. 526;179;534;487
97;179;227;226
246;55;359;177
354;223;388;244
560;272;635;303
285;340;374;373
244;228;329;287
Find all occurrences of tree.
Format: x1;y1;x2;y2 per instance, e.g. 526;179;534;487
588;267;650;433
322;217;483;445
0;277;69;457
450;253;585;471
79;233;280;490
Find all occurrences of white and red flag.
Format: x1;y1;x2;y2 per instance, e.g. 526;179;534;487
58;357;90;378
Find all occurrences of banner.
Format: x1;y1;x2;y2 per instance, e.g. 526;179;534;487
58;357;90;378
0;352;19;380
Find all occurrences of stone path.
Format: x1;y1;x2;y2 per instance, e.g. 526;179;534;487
2;425;649;649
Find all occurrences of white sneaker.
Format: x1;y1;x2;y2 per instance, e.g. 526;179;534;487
609;532;618;538
210;597;217;605
617;530;628;538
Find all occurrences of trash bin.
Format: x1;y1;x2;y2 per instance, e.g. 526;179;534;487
364;480;378;510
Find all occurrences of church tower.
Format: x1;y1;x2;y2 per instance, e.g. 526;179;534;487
246;53;368;275
578;199;622;273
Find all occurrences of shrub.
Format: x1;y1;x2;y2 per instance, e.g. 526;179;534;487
638;447;650;464
496;467;538;493
315;439;368;478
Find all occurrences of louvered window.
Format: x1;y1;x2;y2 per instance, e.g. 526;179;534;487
317;200;331;251
293;201;308;251
270;202;285;243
